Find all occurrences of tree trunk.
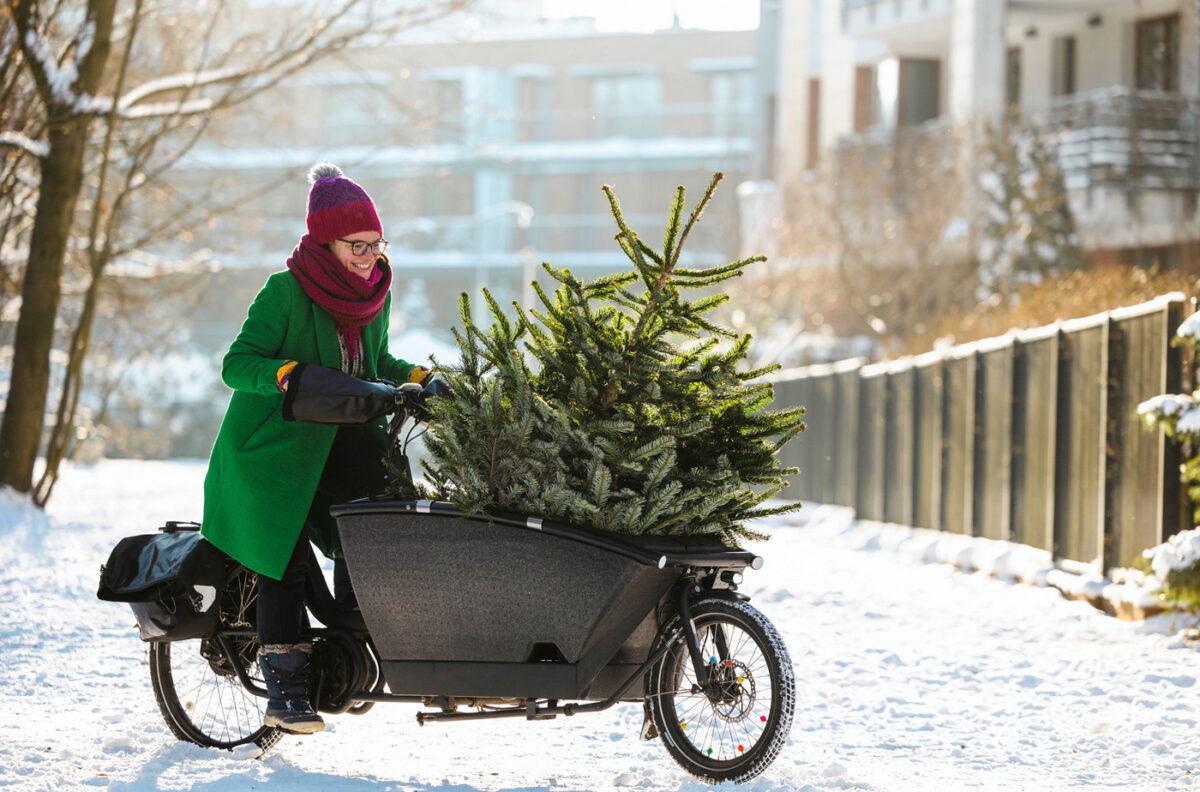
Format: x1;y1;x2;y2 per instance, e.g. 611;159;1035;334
0;123;93;491
0;0;115;493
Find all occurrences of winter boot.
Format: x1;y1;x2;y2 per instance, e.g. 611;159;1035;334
259;644;325;734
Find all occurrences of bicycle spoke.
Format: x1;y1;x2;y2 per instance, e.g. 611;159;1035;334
164;638;265;746
662;611;784;763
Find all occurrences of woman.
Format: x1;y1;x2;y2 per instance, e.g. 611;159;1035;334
201;163;427;734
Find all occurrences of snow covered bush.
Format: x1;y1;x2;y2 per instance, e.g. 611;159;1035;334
1136;529;1200;613
1137;308;1200;610
977;112;1081;298
1138;308;1200;524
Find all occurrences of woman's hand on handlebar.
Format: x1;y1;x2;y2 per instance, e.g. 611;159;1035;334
419;372;455;401
396;373;454;424
281;364;404;425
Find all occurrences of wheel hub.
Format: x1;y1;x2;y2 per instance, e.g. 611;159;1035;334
709;659;755;722
200;639;237;679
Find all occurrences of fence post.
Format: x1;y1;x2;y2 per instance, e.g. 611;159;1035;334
973;334;1016;541
1106;294;1189;569
857;363;888;521
941;346;977;535
884;360;916;526
1011;324;1060;553
835;361;864;509
1055;312;1110;572
1164;299;1189;539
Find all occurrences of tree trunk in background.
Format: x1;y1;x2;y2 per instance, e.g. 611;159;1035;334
0;0;115;492
0;127;89;490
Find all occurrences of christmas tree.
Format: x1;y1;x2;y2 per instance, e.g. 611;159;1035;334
419;174;806;545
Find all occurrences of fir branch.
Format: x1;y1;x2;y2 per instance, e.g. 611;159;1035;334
662;185;686;265
636;240;666;267
667;172;722;271
673;255;766;279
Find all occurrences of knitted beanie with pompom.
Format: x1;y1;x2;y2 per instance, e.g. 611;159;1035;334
304;163;383;245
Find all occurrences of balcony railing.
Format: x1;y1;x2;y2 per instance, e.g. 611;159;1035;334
1032;87;1200;195
835;89;1200;200
841;0;952;36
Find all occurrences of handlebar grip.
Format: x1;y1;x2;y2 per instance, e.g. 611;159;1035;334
282;364;401;425
420;375;455;401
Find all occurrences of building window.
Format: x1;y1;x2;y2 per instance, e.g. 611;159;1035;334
591;74;661;138
710;70;753;137
324;84;378;146
854;66;877;132
1051;36;1076;96
517;77;552;142
432;79;463;144
1005;47;1021;107
897;59;939;127
807;78;820;169
1136;14;1179;92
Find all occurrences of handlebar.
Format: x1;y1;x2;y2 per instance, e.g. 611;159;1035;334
282;363;452;427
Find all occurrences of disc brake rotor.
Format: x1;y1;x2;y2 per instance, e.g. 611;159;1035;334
712;659;756;723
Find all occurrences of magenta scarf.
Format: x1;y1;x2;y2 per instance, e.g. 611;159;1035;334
286;234;391;360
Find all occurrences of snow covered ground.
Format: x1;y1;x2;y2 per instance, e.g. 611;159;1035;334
2;460;1198;791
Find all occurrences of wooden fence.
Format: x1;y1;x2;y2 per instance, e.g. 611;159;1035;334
775;294;1190;572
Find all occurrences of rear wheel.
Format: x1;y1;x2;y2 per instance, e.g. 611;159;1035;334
148;567;282;753
646;599;794;784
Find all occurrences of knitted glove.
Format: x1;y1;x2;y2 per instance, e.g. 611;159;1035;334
420;372;455;401
276;361;299;392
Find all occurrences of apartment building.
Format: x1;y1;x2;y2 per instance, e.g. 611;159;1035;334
168;18;756;332
756;0;1200;263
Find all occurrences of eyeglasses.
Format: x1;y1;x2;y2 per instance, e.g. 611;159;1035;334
337;237;389;257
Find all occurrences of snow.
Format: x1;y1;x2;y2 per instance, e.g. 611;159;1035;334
20;21;240;120
1139;393;1192;418
1144;528;1200;580
22;22;104;112
178;136;752;172
1177;310;1200;340
1177;407;1200;436
70;93;114;115
119;98;213;119
977;171;1003;198
24;28;75;104
0;131;49;158
118;68;241;110
1035;241;1059;263
3;462;1200;790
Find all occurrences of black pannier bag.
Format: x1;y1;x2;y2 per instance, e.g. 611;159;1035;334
97;524;226;641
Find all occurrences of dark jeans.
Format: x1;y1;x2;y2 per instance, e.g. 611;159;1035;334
257;427;388;646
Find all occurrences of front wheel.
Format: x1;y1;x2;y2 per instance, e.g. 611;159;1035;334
646;599;794;784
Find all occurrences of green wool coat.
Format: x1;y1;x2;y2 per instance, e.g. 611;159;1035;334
201;270;416;580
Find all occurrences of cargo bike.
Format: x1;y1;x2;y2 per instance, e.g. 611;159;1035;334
121;382;795;784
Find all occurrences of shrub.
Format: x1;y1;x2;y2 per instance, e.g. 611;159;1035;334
1136;528;1200;613
1137;309;1200;611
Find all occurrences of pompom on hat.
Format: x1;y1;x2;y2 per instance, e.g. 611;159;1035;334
304;162;383;245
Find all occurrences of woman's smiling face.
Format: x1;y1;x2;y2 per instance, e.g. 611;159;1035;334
330;232;382;279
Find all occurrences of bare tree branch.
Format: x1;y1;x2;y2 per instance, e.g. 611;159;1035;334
0;131;47;157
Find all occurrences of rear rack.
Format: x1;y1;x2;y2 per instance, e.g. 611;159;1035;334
329;499;762;571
